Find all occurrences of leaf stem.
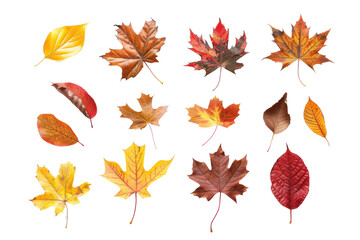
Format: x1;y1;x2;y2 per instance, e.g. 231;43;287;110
325;137;330;146
202;125;218;146
213;67;222;91
65;203;69;228
297;60;306;86
289;209;292;224
77;141;84;147
144;62;163;84
35;57;46;67
210;192;222;232
267;133;275;152
148;124;157;150
90;118;93;128
130;193;138;224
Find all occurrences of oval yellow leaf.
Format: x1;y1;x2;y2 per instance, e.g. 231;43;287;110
35;23;88;66
304;97;329;145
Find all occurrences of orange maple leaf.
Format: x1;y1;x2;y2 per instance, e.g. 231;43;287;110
119;93;167;149
265;15;332;86
101;20;165;84
187;97;239;145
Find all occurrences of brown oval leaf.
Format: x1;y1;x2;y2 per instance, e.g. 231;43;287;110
37;114;83;146
263;93;290;151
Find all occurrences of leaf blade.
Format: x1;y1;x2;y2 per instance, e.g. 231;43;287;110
304;97;329;145
37;23;87;65
37;114;82;146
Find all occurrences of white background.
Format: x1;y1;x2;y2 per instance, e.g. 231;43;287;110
1;0;359;239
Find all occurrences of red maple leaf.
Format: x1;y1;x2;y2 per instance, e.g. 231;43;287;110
186;19;247;90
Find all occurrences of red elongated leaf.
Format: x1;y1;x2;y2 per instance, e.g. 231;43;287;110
270;145;309;223
52;82;97;128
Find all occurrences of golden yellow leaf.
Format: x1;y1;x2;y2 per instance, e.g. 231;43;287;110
30;162;90;228
35;23;88;66
102;143;173;224
304;97;329;145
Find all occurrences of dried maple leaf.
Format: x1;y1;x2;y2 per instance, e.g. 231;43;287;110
187;97;239;146
52;82;97;128
30;162;90;228
186;19;247;90
101;19;165;84
263;93;291;151
119;93;167;149
102;143;173;224
270;145;309;223
304;97;329;145
37;114;83;146
265;15;331;86
35;23;88;66
189;145;248;232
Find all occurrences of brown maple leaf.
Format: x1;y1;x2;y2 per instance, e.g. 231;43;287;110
101;19;165;84
188;145;248;232
119;93;167;149
186;19;247;90
265;15;332;86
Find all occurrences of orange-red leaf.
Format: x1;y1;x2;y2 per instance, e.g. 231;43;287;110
304;97;329;145
37;114;83;146
187;97;239;145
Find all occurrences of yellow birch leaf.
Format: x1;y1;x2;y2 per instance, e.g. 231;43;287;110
35;23;88;66
304;97;329;145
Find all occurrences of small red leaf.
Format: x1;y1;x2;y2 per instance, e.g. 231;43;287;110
52;82;97;127
270;145;309;223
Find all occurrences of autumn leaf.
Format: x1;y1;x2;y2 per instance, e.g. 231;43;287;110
52;82;97;128
270;145;309;223
187;97;239;146
37;114;83;146
265;15;331;86
119;93;167;149
35;23;88;66
304;97;329;145
101;19;165;84
189;145;248;232
102;143;173;224
186;19;247;90
263;93;291;151
30;162;90;228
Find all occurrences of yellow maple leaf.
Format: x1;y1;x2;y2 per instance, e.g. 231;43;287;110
30;162;90;228
102;143;173;224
